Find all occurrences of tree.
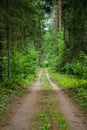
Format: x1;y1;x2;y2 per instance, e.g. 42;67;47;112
0;0;46;80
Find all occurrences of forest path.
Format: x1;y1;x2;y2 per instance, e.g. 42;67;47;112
46;70;87;130
0;70;87;130
0;71;42;130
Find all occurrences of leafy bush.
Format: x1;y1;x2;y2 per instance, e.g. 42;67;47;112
3;48;38;80
56;31;66;72
65;60;87;78
64;51;87;78
12;49;38;78
44;60;49;67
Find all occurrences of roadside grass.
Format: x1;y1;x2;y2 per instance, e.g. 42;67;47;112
32;70;69;130
49;72;87;110
0;74;36;121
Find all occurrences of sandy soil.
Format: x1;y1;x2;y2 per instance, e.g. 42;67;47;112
0;70;87;130
46;70;87;130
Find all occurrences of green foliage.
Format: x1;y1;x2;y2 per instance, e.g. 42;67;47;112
2;48;38;80
11;49;38;78
56;31;66;72
43;27;66;72
0;0;45;81
50;72;87;109
33;109;68;130
50;72;87;89
35;111;50;130
43;60;49;67
65;52;87;78
43;0;87;76
50;110;67;129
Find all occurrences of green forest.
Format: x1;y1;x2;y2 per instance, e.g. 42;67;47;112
0;0;87;128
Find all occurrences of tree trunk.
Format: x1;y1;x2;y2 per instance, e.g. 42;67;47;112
84;5;87;54
55;1;59;57
0;33;3;81
6;0;11;80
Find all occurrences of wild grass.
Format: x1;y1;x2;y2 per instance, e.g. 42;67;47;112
49;72;87;109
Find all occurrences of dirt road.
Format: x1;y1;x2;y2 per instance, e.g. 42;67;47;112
0;71;42;130
46;70;87;130
0;70;87;130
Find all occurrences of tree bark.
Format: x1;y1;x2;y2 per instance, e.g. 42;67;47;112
0;33;3;81
55;1;59;57
6;0;11;80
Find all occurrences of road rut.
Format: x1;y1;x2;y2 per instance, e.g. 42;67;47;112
46;70;87;130
0;70;87;130
1;71;41;130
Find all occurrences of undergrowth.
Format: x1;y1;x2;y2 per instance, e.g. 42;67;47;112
49;71;87;109
0;73;36;120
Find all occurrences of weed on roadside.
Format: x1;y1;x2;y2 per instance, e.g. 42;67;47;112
49;72;87;110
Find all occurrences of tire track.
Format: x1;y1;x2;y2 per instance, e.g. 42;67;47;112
46;70;87;130
1;71;42;130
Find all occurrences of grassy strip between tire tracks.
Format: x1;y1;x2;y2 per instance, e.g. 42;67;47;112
32;70;69;130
